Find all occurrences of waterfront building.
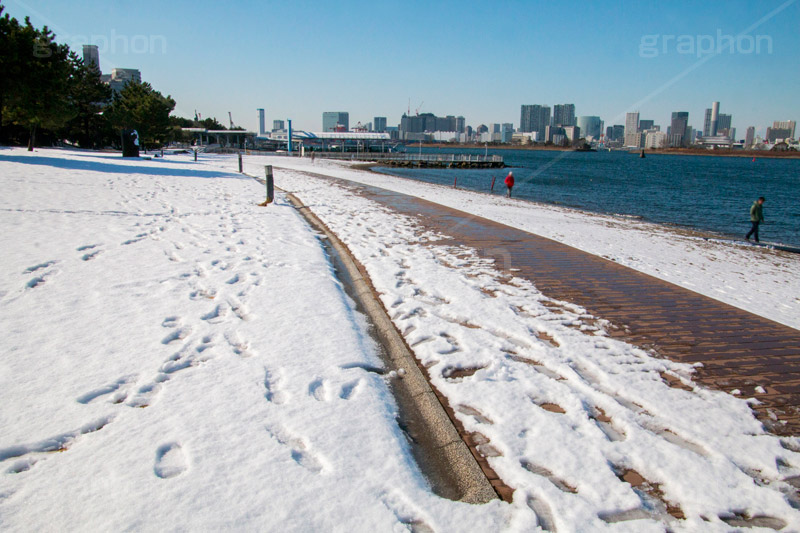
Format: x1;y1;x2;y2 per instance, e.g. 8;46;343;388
322;112;349;132
399;113;465;141
576;116;602;140
624;112;640;147
501;123;514;143
373;117;387;133
563;126;581;143
745;127;755;147
520;105;551;139
273;120;285;132
670;112;689;147
553;104;576;127
766;126;794;143
772;120;796;139
645;131;668;149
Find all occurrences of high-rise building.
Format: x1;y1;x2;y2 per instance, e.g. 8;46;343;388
772;120;796;139
670;111;689;147
108;68;141;94
710;101;720;136
717;113;732;134
576;116;602;140
273;120;285;132
552;104;576;127
373;117;387;133
766;126;794;143
322;112;349;132
82;44;100;70
257;109;266;136
520;105;551;138
624;112;640;146
745;126;755;147
639;119;655;131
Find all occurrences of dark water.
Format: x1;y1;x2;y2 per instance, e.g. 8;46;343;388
374;147;800;247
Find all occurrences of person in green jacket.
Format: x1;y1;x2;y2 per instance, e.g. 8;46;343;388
745;197;765;242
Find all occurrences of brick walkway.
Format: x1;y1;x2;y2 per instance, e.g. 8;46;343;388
346;182;800;436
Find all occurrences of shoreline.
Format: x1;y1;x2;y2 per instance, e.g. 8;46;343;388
346;161;754;246
417;143;800;159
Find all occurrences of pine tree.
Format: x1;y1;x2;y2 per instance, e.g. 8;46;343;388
1;12;76;150
107;80;175;150
64;59;112;148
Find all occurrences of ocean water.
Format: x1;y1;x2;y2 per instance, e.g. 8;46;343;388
374;147;800;248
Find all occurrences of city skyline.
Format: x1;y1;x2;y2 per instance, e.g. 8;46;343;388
6;0;799;137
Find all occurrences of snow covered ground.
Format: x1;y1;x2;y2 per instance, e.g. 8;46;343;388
0;148;508;531
256;156;800;332
2;148;800;532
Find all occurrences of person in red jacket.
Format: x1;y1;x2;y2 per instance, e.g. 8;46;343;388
504;171;515;198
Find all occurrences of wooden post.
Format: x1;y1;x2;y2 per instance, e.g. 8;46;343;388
453;176;457;188
193;149;197;161
491;176;496;192
238;153;243;173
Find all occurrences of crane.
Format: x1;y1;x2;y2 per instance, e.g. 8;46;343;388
415;101;424;116
228;111;234;130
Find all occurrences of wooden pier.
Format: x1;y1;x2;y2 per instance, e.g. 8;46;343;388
312;151;505;169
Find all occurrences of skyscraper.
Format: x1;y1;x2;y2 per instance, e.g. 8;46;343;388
576;116;602;140
670;111;689;147
710;101;720;137
624;112;640;146
772;120;796;139
373;117;387;133
520;105;551;138
82;44;100;70
639;119;655;131
745;126;755;147
322;112;349;132
257;109;266;136
552;104;576;127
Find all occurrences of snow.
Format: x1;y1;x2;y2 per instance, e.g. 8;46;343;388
259;155;800;331
2;147;799;532
0;148;507;531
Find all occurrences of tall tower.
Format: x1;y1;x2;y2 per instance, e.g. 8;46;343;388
710;101;720;137
257;109;266;137
82;45;100;71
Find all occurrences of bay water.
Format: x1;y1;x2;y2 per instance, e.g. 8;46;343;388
373;147;800;248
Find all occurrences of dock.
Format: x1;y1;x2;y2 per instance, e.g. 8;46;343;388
311;151;505;169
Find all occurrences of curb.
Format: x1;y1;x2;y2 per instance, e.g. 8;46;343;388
279;188;498;504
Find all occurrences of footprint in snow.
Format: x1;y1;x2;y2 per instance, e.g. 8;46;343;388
154;442;188;479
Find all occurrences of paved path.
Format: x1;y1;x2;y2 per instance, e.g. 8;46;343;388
345;181;800;436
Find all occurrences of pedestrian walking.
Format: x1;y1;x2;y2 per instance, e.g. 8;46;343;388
504;171;515;198
745;196;765;243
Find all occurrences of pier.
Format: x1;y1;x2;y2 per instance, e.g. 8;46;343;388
311;151;505;169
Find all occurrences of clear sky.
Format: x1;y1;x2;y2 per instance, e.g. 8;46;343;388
5;0;799;137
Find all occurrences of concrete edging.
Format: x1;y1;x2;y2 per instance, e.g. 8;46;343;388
280;189;498;504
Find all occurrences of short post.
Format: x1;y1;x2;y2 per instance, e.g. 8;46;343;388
490;176;496;192
259;165;274;206
193;149;197;162
453;176;457;188
238;153;243;173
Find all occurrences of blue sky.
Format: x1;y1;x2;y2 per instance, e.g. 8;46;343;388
6;0;799;136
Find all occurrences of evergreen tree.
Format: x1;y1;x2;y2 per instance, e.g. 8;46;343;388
107;80;175;149
63;59;112;148
1;11;76;150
